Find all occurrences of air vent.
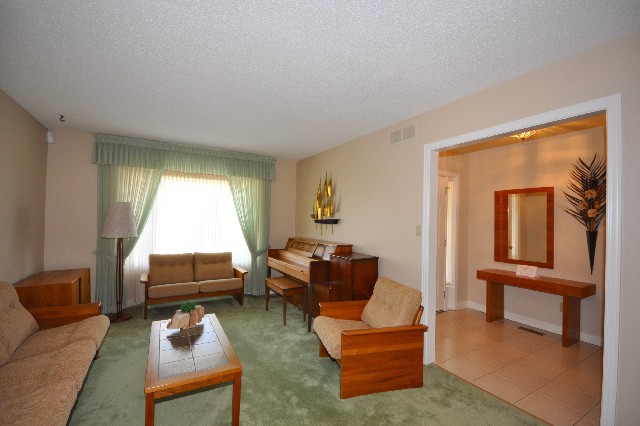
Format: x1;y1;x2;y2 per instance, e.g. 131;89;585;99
390;124;416;144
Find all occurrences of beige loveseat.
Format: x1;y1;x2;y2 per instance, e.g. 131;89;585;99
140;252;247;319
0;281;110;426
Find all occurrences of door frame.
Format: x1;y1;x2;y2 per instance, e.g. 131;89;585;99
422;94;621;424
437;171;459;311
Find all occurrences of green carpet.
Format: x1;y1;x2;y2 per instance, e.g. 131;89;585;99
69;296;543;425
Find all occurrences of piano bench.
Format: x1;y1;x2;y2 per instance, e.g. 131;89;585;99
265;277;308;328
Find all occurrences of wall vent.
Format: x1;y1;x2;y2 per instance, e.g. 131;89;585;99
390;124;416;144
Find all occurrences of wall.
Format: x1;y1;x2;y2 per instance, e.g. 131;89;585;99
0;90;47;283
464;128;605;344
43;129;98;296
295;32;639;422
43;129;297;300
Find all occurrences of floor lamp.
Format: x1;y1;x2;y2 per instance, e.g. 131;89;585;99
101;201;137;323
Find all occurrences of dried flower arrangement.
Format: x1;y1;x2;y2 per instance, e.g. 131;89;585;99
563;154;606;273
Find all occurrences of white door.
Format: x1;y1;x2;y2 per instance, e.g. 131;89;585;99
436;176;448;312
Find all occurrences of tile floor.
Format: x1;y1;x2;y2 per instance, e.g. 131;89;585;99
435;308;602;426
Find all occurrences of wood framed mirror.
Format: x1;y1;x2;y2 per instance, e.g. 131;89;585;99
495;187;554;268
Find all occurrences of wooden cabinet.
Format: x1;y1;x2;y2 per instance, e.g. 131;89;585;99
14;268;91;308
329;252;379;300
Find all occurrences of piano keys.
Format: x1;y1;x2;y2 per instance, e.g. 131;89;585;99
267;237;378;330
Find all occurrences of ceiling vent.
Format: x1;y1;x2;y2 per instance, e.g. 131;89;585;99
391;124;416;145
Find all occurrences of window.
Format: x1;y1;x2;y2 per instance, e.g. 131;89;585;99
124;171;250;306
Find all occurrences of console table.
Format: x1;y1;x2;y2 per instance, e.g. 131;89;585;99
14;268;91;308
476;269;596;347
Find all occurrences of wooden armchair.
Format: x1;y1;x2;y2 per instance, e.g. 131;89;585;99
313;277;428;398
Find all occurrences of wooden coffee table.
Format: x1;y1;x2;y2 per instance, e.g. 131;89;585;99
144;313;242;425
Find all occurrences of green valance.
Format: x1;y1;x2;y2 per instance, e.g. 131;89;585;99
92;133;276;180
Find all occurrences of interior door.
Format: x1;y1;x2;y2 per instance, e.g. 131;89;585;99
436;175;448;312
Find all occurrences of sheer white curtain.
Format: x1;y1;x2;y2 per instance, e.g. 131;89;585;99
123;171;251;307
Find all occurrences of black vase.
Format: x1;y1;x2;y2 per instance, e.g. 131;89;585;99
586;230;598;274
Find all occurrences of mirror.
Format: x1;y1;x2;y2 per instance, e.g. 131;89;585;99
495;187;554;268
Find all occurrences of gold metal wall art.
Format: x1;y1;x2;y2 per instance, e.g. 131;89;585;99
311;172;339;234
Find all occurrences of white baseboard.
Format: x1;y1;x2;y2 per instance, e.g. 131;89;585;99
463;301;602;347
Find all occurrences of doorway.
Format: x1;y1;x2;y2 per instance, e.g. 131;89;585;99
422;95;621;424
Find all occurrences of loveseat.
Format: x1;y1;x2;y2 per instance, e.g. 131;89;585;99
140;252;247;319
0;281;110;426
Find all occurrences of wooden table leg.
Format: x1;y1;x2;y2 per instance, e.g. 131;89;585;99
486;281;504;322
562;296;581;347
145;393;155;426
282;290;288;326
232;375;241;426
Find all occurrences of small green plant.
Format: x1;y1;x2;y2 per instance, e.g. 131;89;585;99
180;302;196;313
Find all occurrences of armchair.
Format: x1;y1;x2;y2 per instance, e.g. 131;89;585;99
313;276;428;398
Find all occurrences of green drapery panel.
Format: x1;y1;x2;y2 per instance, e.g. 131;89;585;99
93;133;275;311
95;165;162;314
229;176;271;295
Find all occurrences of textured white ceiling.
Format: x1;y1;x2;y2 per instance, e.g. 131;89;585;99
1;1;638;160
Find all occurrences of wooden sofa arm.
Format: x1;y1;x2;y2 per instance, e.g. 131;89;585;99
29;302;103;330
319;300;369;320
233;267;248;278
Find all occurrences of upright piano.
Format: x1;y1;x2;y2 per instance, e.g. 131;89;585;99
267;237;379;328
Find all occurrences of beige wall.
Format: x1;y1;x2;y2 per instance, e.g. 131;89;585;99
43;129;98;296
0;90;47;283
43;129;297;300
464;128;605;343
296;32;640;421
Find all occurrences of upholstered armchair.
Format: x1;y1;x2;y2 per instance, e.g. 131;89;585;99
312;276;428;398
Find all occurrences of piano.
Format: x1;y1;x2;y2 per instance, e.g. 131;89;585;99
267;237;379;329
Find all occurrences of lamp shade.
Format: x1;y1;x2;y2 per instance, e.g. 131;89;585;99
101;202;138;238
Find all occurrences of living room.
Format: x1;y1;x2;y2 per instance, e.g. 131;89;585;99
2;3;640;425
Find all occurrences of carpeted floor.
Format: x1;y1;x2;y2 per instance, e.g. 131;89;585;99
69;296;544;425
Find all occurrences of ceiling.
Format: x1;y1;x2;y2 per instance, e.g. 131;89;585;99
1;2;638;161
440;113;607;157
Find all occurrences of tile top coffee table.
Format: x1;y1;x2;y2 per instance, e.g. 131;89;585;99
145;313;242;425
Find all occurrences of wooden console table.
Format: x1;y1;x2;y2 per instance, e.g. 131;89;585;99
476;269;596;347
14;268;91;308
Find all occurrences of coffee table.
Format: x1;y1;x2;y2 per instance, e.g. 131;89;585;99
144;313;242;425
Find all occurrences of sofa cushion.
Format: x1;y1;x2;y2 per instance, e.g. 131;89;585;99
0;379;78;426
0;282;38;366
312;317;370;359
194;252;234;281
199;278;243;293
148;253;194;286
361;276;422;328
10;315;110;362
0;340;97;396
147;282;199;299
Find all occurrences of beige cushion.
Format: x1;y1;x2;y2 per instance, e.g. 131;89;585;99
148;253;194;286
0;341;97;396
361;276;422;328
312;317;370;359
10;315;110;362
0;282;38;366
194;252;234;281
0;379;78;426
147;281;199;298
199;278;243;293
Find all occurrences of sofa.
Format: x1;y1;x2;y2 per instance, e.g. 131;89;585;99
140;252;247;319
0;281;110;426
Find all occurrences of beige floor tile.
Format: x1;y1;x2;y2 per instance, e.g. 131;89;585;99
451;330;495;349
438;356;491;382
482;341;530;362
537;379;600;414
531;341;599;369
437;336;475;357
576;350;603;372
504;331;558;353
483;321;524;340
473;373;531;404
516;392;584;426
575;402;601;426
515;354;569;380
493;363;549;392
457;347;512;372
553;368;602;398
435;345;457;364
